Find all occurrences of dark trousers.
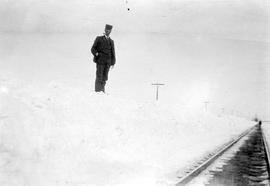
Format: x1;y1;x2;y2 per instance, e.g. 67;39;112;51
95;63;110;92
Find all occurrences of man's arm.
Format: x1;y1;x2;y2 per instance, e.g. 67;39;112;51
111;40;116;66
91;37;99;56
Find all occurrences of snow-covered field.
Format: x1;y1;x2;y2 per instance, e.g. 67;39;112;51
0;77;256;186
0;0;267;184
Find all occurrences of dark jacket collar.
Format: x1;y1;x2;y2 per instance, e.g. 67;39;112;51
103;35;110;40
102;35;112;44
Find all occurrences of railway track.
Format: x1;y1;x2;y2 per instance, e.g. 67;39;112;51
175;124;270;186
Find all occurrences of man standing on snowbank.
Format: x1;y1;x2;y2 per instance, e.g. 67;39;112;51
91;24;116;92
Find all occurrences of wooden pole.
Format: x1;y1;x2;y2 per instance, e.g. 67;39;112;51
222;108;225;114
152;83;165;101
203;101;210;112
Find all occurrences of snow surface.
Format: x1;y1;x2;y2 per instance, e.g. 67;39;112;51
0;77;256;186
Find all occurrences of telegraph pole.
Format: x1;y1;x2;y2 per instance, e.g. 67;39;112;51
203;101;210;112
221;108;225;114
151;83;165;101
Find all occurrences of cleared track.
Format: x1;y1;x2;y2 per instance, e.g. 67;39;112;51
175;124;270;186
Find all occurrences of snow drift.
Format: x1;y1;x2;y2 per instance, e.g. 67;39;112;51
0;78;256;186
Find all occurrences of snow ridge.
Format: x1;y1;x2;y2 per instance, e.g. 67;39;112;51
0;79;256;186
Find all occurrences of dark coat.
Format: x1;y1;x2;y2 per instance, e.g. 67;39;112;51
91;36;116;66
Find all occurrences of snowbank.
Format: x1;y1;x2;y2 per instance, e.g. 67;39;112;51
0;78;256;186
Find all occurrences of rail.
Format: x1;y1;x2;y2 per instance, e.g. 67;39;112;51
261;126;270;179
175;124;258;186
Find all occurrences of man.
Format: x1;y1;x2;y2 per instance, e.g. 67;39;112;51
91;24;116;93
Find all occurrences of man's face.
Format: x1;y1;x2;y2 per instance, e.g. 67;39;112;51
105;29;111;36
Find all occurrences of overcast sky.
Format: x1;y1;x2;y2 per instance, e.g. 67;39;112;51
0;0;269;40
0;0;270;119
